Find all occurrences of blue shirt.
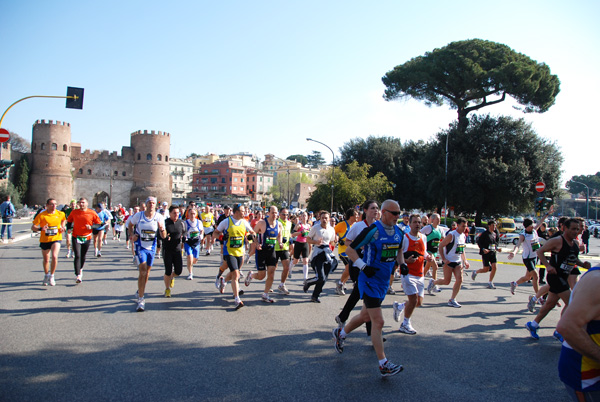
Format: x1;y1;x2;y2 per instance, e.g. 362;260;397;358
1;201;15;219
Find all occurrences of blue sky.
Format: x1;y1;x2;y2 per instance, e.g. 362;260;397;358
1;0;598;186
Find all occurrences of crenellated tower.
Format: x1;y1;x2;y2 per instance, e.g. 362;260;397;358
30;120;73;205
129;130;171;206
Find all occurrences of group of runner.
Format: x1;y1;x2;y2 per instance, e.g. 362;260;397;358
28;195;599;392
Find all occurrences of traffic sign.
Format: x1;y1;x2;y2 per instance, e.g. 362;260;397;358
535;182;545;192
0;128;9;143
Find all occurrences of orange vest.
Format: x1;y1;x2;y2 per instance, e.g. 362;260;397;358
405;233;426;277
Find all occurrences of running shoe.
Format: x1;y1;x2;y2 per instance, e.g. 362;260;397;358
261;294;275;303
97;251;101;258
510;281;517;295
49;275;56;286
75;274;82;284
387;287;396;295
43;274;49;286
170;278;175;288
471;270;478;281
219;277;226;294
136;298;145;312
427;279;435;295
66;250;71;258
487;282;496;289
527;295;536;312
526;321;539;340
448;299;462;308
277;284;290;295
392;301;405;322
553;330;564;343
187;274;193;280
335;282;345;295
239;270;245;280
206;250;210;256
235;301;244;310
398;322;417;335
303;281;310;293
164;288;171;298
335;315;345;328
311;297;321;303
332;327;345;353
435;285;442;293
245;271;253;286
379;360;403;377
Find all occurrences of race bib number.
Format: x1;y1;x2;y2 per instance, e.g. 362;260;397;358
189;231;200;239
531;241;540;251
76;236;88;244
266;237;277;246
230;236;243;248
302;231;309;237
432;239;440;248
456;244;465;255
45;226;58;236
141;230;156;242
380;243;399;262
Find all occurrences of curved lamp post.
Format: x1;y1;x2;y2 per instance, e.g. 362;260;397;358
306;138;334;213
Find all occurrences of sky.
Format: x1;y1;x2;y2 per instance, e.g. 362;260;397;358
1;0;598;187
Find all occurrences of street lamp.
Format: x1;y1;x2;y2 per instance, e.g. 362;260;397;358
570;180;590;220
306;138;334;213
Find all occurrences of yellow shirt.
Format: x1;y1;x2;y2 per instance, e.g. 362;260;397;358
200;212;215;228
33;210;66;243
334;220;352;256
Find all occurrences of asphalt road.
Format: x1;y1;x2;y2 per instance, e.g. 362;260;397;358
1;235;599;402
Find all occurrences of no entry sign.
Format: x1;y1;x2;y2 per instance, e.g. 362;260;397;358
536;182;546;192
0;128;9;143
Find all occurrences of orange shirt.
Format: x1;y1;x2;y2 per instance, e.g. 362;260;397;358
67;208;101;239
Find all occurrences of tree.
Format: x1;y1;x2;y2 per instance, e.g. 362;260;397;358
382;39;560;132
14;157;30;203
271;172;313;206
307;161;393;212
0;182;22;208
430;114;563;224
566;173;600;196
306;150;326;168
286;154;308;166
8;131;31;153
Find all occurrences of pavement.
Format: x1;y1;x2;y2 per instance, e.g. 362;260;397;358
1;233;599;402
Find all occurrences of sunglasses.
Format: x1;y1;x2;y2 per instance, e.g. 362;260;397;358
384;210;401;216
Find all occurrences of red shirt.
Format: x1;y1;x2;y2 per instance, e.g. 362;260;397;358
67;209;101;239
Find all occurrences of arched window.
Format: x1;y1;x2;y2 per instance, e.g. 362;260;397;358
157;154;162;161
87;169;92;175
165;155;169;162
147;153;152;161
63;144;68;151
122;171;126;177
51;143;57;150
78;168;83;174
137;153;141;160
114;171;118;176
41;143;46;150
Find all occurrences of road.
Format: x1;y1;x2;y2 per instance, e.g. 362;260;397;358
1;234;599;402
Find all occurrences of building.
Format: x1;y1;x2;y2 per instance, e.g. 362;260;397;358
246;168;274;204
192;153;219;173
169;157;194;204
189;159;248;200
28;119;171;207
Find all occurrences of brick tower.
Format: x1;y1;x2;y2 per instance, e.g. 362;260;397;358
129;130;171;207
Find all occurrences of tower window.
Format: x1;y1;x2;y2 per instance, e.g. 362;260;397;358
137;153;141;160
157;154;162;161
87;169;92;175
147;153;152;161
41;143;46;150
78;168;83;174
51;143;57;150
63;144;68;151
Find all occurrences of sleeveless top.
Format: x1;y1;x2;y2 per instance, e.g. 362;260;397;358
550;235;580;274
445;230;466;263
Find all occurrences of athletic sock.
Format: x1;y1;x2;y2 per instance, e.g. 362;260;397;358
340;329;347;338
302;264;309;279
379;358;387;366
403;317;410;325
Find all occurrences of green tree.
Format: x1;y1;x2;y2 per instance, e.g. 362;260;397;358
307;161;393;212
306;150;326;168
13;157;30;203
286;154;308;166
0;182;22;208
382;39;560;132
271;172;313;206
429;114;563;224
566;173;600;196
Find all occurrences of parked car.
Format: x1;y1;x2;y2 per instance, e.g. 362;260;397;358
499;231;521;245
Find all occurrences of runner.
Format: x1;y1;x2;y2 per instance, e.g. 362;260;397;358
245;205;283;303
214;204;256;310
67;198;102;283
289;211;311;281
183;208;204;280
472;220;501;289
93;203;111;257
421;213;443;292
274;207;293;295
334;208;359;296
427;217;470;307
31;198;67;286
63;199;77;258
128;196;167;312
162;205;185;298
526;218;590;340
332;199;406;378
200;206;216;255
304;211;338;302
392;214;432;334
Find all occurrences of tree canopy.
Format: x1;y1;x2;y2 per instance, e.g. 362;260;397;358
307;161;393;213
566;173;600;197
382;39;560;131
286;154;308;166
306;150;326;168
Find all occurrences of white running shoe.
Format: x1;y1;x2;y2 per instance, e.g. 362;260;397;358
527;295;537;312
187;274;194;280
510;281;517;295
392;301;405;322
219;277;226;294
278;284;290;295
398;322;417;335
75;274;82;284
448;299;461;308
245;271;253;286
427;279;435;295
136;298;145;312
49;275;56;286
43;274;49;286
